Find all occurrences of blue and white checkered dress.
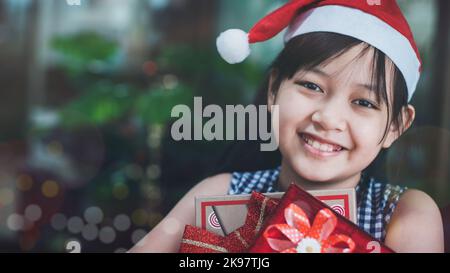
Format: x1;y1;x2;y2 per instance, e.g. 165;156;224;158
228;166;407;242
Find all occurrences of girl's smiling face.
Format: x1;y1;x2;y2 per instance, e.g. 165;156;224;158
269;44;415;184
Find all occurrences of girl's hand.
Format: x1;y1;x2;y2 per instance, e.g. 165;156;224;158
385;189;444;253
128;173;231;253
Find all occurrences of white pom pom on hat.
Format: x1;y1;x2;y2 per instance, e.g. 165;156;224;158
216;29;250;64
216;0;315;65
215;0;422;102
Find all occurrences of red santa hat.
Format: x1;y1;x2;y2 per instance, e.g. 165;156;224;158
216;0;421;101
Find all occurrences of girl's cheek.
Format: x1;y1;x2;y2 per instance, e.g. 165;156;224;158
350;117;386;148
278;90;312;121
275;96;305;141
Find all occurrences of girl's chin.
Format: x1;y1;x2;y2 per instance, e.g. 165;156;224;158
290;160;340;182
297;172;336;183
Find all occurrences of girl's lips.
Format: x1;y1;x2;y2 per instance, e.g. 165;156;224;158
299;133;346;158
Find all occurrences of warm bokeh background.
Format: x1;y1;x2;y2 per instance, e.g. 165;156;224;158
0;0;448;252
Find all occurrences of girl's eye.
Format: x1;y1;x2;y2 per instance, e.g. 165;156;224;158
353;99;378;109
297;81;323;93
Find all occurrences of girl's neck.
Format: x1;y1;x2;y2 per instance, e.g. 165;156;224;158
278;159;362;192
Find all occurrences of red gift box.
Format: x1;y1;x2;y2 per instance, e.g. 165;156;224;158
248;183;394;253
179;192;279;253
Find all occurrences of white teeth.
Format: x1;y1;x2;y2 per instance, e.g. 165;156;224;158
303;134;342;153
322;144;333;152
312;142;321;149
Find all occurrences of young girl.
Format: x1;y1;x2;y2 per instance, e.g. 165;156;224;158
131;0;444;253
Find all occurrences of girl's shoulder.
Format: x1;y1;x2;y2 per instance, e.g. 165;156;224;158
194;173;233;196
358;175;442;247
384;189;444;252
393;189;441;217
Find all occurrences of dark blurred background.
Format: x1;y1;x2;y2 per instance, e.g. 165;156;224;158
0;0;449;253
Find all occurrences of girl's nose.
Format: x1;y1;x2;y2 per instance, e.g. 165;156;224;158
311;106;347;132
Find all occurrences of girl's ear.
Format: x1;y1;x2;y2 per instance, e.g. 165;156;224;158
267;70;278;113
382;105;416;149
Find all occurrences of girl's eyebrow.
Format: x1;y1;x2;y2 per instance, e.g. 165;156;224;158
309;68;330;77
356;83;377;93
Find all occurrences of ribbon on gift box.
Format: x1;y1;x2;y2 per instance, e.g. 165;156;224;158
248;183;395;253
263;203;355;253
179;192;279;253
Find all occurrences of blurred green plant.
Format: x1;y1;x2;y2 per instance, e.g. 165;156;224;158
58;81;194;128
58;81;137;127
50;32;195;128
135;85;193;125
51;32;119;76
155;45;265;105
50;32;266;129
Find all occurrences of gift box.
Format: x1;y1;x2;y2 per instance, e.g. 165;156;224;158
248;183;394;253
196;189;356;236
179;192;279;253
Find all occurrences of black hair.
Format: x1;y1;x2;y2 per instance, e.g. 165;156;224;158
209;32;410;176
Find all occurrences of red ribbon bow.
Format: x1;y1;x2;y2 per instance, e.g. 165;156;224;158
179;192;279;253
263;203;355;253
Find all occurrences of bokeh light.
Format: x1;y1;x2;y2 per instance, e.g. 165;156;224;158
162;74;179;90
24;204;42;222
99;227;116;244
113;214;131;232
51;213;67;231
131;209;148;226
142;61;158;76
7;214;25;231
41;180;60;198
67;216;84;234
112;183;129;200
146;165;161;180
84;206;104;225
82;224;99;241
16;174;33;191
0;188;15;206
124;164;143;180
